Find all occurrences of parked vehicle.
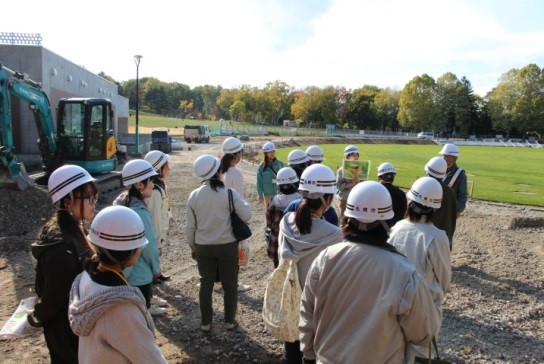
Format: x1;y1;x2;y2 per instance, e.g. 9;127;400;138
184;125;210;143
151;129;171;153
417;132;435;139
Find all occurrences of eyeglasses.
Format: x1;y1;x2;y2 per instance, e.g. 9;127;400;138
74;193;98;205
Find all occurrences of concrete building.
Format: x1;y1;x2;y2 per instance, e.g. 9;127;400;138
0;44;129;155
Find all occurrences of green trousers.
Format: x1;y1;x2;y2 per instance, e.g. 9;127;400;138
195;241;238;325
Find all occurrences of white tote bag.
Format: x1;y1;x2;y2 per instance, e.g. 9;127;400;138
262;259;302;343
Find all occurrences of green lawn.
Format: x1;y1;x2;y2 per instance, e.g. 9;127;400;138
130;113;544;207
276;144;544;207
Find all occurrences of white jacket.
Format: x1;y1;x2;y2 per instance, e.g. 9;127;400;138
186;182;251;251
388;219;452;322
300;241;439;363
144;183;170;247
221;165;244;197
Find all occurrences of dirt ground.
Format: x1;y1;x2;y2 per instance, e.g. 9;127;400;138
1;136;543;363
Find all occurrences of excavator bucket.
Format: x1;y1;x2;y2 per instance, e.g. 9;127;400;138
16;162;35;190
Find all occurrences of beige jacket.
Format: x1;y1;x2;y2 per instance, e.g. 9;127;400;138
300;241;439;363
186;182;251;251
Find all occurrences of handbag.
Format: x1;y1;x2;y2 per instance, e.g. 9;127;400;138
414;337;452;364
228;189;252;241
262;259;302;343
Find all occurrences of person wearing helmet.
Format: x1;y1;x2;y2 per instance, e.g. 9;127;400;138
220;137;251;292
425;157;457;248
68;205;167;363
336;144;363;218
299;181;439;363
265;167;302;268
114;159;164;316
377;162;407;227
388;177;452;360
287;148;310;183
257;142;284;206
144;151;171;306
275;164;343;363
186;154;251;332
439;143;468;217
305;145;325;165
27;164;98;363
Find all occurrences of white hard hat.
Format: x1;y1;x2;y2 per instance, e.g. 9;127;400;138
48;164;97;204
344;145;360;156
287;149;309;165
407;177;443;209
89;205;148;250
345;181;394;223
121;159;158;186
144;150;169;172
306;145;324;161
276;167;299;185
193;154;221;180
439;143;460;157
222;137;243;154
425;157;447;180
377;162;396;177
262;142;276;153
298;164;337;194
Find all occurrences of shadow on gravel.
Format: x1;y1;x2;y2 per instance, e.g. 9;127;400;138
453;264;544;301
151;283;279;363
441;307;544;363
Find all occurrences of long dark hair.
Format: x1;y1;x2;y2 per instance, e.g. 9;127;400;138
123;179;150;206
279;184;298;195
220;152;240;174
55;181;97;242
341;217;402;255
207;173;225;192
295;193;332;234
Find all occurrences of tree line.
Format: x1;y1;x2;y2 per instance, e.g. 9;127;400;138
101;63;544;138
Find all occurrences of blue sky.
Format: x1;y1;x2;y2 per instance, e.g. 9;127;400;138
2;0;544;96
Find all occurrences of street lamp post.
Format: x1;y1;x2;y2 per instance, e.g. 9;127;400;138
134;55;143;154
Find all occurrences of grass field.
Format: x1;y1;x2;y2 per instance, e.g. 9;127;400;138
276;144;544;207
130;113;544;207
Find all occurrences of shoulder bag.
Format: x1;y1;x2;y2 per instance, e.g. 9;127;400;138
228;189;252;241
262;259;302;343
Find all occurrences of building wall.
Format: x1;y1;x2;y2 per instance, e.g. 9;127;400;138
0;45;128;154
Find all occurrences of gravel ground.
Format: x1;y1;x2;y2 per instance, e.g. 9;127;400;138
0;137;543;363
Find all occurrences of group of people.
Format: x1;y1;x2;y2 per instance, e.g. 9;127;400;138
261;142;467;363
27;136;467;363
28;150;173;363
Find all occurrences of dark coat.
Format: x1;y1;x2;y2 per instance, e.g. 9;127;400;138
28;214;92;363
382;182;408;228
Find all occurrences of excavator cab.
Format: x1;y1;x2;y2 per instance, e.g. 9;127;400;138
57;98;117;173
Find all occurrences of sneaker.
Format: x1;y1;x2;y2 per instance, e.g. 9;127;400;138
156;274;171;282
225;322;236;331
201;324;211;333
150;296;167;307
237;284;252;292
148;305;166;316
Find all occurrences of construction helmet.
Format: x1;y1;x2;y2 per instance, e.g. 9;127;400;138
144;150;169;172
425;157;447;180
193;154;221;180
262;142;276;153
298;164;337;194
407;177;442;209
89;205;148;251
222;137;244;154
345;181;394;223
306;145;324;161
121;159;157;186
288;149;310;165
439;143;460;157
344;145;360;156
48;164;97;204
276;167;299;185
377;162;396;177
